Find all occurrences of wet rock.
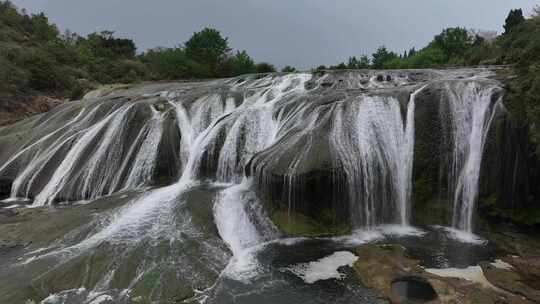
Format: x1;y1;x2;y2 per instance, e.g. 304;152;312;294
352;244;531;304
505;256;540;289
0;178;12;200
478;256;540;302
353;244;424;300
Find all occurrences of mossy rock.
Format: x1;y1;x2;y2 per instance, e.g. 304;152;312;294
271;209;351;237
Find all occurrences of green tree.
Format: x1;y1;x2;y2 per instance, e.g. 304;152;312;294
141;47;190;79
430;27;473;59
29;12;58;42
504;9;525;34
229;50;256;76
80;31;136;59
347;55;370;69
372;46;398;69
184;27;230;74
255;62;276;73
313;65;327;73
282;65;297;73
347;56;359;69
331;62;347;70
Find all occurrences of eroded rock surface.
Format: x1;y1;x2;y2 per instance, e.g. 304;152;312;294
353;244;533;304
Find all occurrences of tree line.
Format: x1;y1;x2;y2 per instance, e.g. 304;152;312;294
2;0;540;136
141;28;276;80
0;0;277;100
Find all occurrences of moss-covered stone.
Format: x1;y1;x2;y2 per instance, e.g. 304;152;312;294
271;209;351;237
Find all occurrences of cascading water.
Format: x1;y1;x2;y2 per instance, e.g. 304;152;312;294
445;81;502;233
333;87;423;228
0;69;508;303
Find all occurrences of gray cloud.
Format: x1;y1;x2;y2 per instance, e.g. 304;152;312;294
11;0;539;69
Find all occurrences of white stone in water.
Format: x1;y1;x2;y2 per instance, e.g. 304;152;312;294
284;251;359;284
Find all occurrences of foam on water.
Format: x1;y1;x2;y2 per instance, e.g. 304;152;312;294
331;230;384;247
426;266;500;290
376;224;427;237
283;251;359;284
437;226;488;245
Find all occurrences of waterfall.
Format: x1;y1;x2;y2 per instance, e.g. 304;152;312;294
0;70;514;303
446;81;501;233
330;86;423;228
0;72;502;234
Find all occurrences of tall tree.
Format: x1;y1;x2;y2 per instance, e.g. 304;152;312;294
372;46;398;69
184;28;230;72
431;27;473;59
229;50;256;76
281;65;297;72
504;9;525;34
255;62;276;73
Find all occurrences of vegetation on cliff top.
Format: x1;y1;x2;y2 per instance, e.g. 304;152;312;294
323;7;540;158
2;0;540;159
0;0;274;103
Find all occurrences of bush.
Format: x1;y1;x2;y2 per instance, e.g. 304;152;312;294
255;62;276;73
281;65;297;73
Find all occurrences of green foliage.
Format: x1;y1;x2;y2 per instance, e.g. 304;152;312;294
141;28;270;79
229;50;257;76
430;27;473;60
271;210;351;237
141;47;190;80
371;46;399;69
281;65;297;73
79;31;137;59
347;55;370;69
504;9;525;34
255;62;276;73
0;0;146;99
498;9;540;155
184;27;230;72
0;2;273;102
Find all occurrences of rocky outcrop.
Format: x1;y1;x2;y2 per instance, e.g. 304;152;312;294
353;244;533;304
0;69;536;232
0;94;64;127
0;178;11;200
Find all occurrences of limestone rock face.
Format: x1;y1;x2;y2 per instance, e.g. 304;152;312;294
0;69;534;232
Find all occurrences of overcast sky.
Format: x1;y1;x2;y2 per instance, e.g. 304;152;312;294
11;0;539;69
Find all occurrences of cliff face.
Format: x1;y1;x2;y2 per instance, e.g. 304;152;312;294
0;69;537;232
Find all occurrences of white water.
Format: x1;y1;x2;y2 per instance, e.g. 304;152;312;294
213;181;279;281
331;87;422;228
447;82;501;233
283;251;359;284
0;72;506;303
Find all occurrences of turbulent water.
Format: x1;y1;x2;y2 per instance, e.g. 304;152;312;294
0;69;505;303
